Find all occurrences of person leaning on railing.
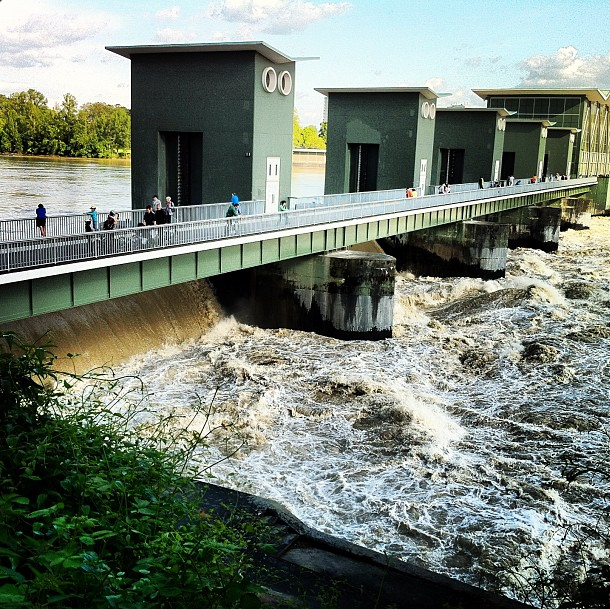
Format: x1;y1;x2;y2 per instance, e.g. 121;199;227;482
86;206;99;231
102;211;119;230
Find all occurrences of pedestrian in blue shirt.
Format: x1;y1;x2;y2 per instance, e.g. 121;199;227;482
86;206;98;231
35;204;47;237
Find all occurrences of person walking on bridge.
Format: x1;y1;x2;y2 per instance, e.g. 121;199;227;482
154;202;165;225
143;205;155;226
226;197;241;235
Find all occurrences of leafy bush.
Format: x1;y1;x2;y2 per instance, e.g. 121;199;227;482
0;333;263;608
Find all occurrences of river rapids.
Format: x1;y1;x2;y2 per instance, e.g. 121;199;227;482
115;216;610;603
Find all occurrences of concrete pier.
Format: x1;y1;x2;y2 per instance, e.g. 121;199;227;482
561;197;594;230
381;220;509;279
486;205;561;252
261;251;396;339
590;176;610;213
213;251;397;340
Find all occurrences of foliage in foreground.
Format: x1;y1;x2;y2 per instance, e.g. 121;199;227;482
0;333;263;608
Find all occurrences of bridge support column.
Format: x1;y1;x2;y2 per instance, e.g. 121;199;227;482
590;176;610;214
214;251;397;340
486;205;561;252
561;197;594;229
380;220;508;279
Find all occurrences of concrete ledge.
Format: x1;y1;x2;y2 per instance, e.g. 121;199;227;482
197;482;532;609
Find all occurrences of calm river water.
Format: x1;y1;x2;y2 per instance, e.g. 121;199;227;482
2;155;609;605
0;155;325;219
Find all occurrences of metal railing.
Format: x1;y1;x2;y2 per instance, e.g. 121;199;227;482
0;177;595;274
426;176;572;196
0;200;266;242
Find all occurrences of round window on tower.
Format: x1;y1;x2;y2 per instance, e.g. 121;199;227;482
278;71;292;95
262;67;277;93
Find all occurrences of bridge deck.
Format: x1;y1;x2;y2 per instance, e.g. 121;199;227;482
0;179;593;280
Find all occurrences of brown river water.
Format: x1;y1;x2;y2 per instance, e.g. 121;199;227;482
2;155;609;605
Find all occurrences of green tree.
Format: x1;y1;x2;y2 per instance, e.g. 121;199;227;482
293;111;302;148
293;111;326;149
319;121;327;144
57;93;79;156
0;89;131;158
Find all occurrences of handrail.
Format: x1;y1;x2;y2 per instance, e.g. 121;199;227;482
0;177;596;274
0;200;266;241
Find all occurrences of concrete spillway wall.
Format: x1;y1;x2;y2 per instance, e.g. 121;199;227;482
561;197;595;229
0;280;222;373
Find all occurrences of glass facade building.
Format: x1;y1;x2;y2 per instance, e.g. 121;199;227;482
474;89;610;177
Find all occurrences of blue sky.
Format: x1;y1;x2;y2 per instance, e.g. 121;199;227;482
1;0;610;126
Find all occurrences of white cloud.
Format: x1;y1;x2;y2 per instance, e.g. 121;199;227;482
207;0;352;34
518;46;610;87
438;89;486;109
155;6;181;20
424;77;445;94
0;9;112;68
154;28;199;43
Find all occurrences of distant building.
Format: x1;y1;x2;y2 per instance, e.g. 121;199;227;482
107;42;296;210
473;88;610;177
315;88;438;194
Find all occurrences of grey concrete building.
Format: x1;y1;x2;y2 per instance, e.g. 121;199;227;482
106;42;296;209
503;119;551;181
314;88;439;195
432;107;510;186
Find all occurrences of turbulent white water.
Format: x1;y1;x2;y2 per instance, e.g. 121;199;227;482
116;217;610;600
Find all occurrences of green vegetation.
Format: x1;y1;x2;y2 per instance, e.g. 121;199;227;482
0;90;130;158
0;333;267;608
293;113;326;150
0;90;325;158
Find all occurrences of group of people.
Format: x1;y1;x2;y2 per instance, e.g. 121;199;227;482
35;192;291;238
143;195;175;227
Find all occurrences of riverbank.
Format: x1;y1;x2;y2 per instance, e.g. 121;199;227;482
200;482;532;609
0;152;130;164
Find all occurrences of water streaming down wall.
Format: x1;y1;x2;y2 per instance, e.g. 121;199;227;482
0;280;222;373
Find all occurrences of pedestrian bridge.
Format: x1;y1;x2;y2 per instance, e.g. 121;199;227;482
0;178;596;325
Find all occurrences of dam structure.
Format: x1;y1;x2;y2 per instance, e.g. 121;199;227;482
0;177;596;326
1;43;608;336
2;41;610;609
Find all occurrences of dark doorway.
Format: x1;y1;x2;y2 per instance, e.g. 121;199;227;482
501;151;515;180
542;153;549;179
439;148;465;184
348;144;379;192
161;132;203;206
